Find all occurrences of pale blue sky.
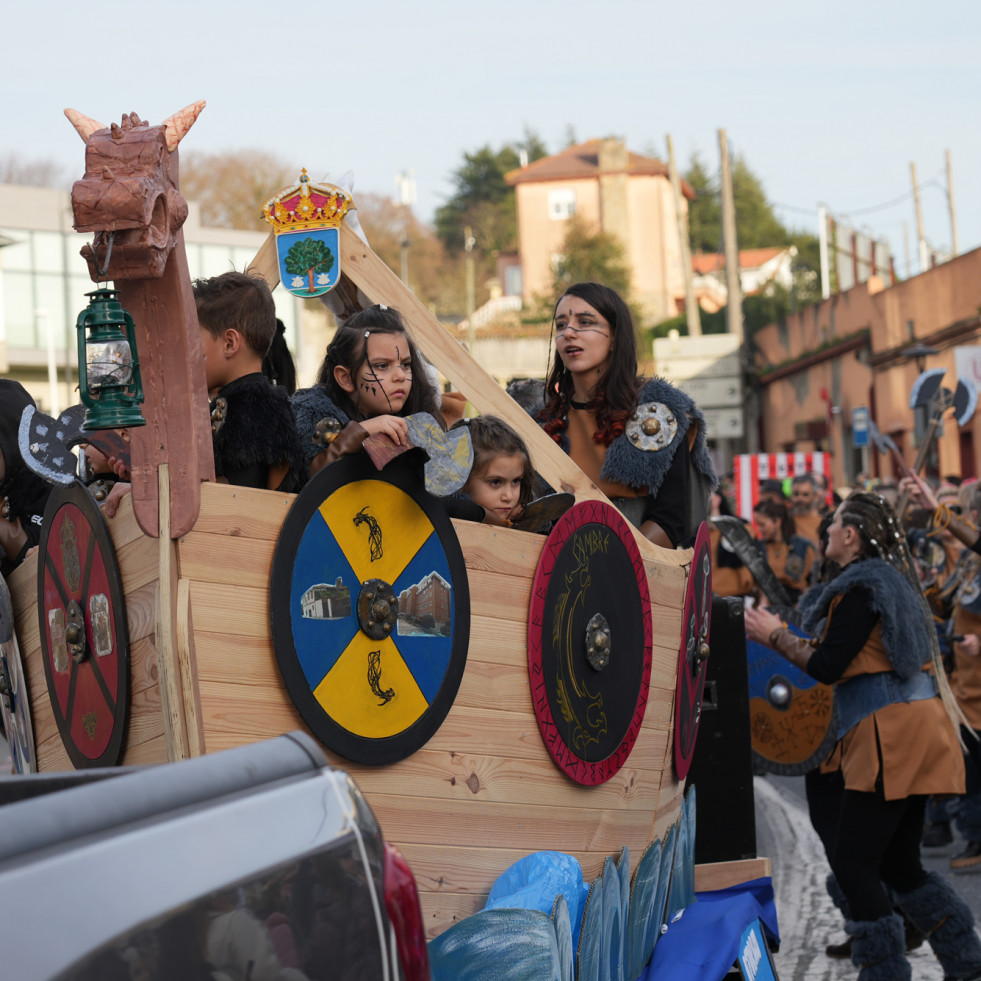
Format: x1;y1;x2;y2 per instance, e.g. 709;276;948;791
8;0;979;277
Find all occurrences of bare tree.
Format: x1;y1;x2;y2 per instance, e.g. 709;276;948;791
0;153;68;188
179;149;296;231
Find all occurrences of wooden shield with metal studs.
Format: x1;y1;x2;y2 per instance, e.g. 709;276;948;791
0;574;36;772
270;454;469;765
673;522;712;779
746;631;837;775
37;481;129;768
527;500;652;785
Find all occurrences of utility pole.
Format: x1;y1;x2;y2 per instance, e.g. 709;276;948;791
817;205;831;300
718;129;743;343
910;162;928;273
946;149;959;257
465;226;477;352
396;171;416;288
666;134;701;337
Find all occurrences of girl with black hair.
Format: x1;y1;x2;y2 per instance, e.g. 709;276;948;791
753;497;816;603
291;305;444;476
745;493;980;981
535;283;716;548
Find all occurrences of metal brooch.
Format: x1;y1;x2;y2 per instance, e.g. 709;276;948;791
625;402;678;452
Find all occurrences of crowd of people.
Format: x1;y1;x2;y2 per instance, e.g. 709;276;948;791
712;463;981;979
2;271;979;979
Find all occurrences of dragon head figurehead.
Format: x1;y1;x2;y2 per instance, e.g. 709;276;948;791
66;102;205;281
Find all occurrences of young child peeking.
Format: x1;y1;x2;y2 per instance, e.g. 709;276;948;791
451;415;534;526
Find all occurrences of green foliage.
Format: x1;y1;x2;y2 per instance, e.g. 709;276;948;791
283;237;334;292
435;129;548;258
682;151;824;332
550;216;632;299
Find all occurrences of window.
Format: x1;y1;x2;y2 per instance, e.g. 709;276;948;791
548;189;576;220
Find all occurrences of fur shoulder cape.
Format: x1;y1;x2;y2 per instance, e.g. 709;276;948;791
797;557;931;679
212;373;306;492
291;386;352;465
601;378;717;497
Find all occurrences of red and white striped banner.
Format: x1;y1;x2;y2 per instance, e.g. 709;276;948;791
733;452;830;521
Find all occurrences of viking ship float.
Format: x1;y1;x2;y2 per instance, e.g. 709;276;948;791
4;103;770;970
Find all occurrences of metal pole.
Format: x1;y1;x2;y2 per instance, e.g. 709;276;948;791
465;226;476;353
666;134;701;337
817;206;831;300
946;149;959;257
911;162;928;273
719;129;743;343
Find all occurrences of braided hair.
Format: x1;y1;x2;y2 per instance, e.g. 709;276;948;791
838;491;911;572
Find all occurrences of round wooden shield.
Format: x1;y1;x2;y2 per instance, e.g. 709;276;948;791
747;629;837;775
270;454;470;765
528;500;652;785
37;481;129;769
673;521;712;779
0;574;36;773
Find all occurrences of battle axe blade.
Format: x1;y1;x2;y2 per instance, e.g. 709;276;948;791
910;368;947;411
954;378;978;427
711;515;793;610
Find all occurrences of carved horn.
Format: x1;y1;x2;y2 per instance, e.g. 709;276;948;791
162;99;206;152
64;108;107;144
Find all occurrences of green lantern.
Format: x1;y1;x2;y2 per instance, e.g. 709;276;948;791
75;289;146;430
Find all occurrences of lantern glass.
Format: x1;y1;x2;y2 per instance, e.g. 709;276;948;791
86;338;134;390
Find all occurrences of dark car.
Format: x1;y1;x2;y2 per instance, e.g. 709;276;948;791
0;732;430;980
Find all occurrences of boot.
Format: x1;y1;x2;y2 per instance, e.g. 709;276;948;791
896;871;981;980
950;841;981;872
846;914;911;980
923;821;954;847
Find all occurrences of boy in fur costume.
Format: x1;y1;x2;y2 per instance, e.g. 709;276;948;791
193;272;305;493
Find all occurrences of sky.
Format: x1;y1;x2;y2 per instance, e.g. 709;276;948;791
6;0;980;279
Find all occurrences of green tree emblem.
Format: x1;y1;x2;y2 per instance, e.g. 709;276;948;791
284;237;335;293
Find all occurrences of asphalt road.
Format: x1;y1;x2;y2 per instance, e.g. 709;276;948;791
756;773;981;980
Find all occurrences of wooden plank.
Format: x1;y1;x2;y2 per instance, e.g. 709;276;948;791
344;747;659;811
125;583;158;644
177;532;274;591
195;679;305;745
453;521;543;578
115;533;162;594
402;842;631;899
187;581;269;638
362;793;654;854
467;569;533;623
415;891;486;939
694;858;772;893
176;579;205;757
191;481;296;540
156;465;188;761
105;491;148;551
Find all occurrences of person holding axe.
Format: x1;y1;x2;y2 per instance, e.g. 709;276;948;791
903;471;981;873
745;492;980;981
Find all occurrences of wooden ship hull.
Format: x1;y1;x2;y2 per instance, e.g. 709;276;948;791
8;113;740;942
10;476;690;937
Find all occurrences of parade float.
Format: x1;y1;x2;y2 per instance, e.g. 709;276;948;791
4;104;774;977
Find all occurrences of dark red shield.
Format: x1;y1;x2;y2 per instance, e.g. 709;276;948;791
38;481;128;768
528;500;652;785
673;521;712;778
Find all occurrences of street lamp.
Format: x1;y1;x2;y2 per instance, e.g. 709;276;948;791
902;342;938;374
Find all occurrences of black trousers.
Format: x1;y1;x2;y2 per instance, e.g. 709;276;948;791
830;788;929;921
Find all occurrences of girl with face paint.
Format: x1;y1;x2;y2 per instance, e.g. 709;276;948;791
534;283;717;549
291;306;445;477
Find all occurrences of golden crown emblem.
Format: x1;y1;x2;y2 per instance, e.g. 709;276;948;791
262;169;353;231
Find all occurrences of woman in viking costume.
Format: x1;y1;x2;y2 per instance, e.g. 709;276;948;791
535;282;716;548
745;492;981;981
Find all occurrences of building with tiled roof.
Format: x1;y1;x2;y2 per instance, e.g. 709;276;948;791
691;246;797;314
505;139;695;323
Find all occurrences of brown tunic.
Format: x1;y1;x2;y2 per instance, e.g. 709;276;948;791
792;509;822;545
761;538;815;596
824;594;965;799
709;525;754;597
